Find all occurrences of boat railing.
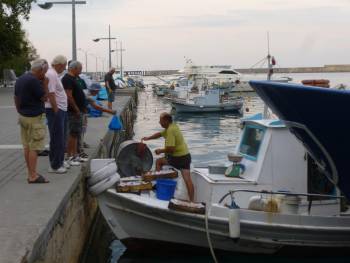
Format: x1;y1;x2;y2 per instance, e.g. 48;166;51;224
219;189;344;214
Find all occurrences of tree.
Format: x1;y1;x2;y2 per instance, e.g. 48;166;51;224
0;0;37;79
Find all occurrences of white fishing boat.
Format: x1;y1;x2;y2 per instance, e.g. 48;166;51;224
171;89;243;113
89;82;350;254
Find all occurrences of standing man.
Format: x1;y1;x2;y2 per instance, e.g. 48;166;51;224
104;68;117;110
142;112;194;202
14;59;50;184
45;55;68;173
62;61;87;166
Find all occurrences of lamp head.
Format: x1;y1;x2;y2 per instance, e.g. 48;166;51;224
38;2;53;9
93;39;100;42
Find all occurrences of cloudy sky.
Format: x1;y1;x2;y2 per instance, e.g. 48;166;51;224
24;0;350;71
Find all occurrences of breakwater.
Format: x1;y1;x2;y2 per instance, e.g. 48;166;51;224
120;64;350;76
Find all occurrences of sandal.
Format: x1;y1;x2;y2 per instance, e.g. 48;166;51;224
28;175;50;184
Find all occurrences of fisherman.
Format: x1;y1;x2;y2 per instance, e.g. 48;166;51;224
142;112;194;202
86;83;116;116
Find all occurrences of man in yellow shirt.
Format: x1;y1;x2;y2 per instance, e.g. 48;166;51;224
142;112;194;201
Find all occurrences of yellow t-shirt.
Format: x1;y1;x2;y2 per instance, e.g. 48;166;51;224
160;123;189;157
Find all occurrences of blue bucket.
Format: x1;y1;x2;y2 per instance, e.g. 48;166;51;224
156;179;177;201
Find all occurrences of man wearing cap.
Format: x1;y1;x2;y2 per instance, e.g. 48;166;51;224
86;83;116;116
14;59;50;183
45;55;68;174
104;68;117;110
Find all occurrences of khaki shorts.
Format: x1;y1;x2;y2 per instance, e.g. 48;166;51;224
18;114;46;151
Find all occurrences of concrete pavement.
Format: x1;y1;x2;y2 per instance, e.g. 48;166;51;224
0;87;133;263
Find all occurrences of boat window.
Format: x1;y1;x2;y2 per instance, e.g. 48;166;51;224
239;125;265;161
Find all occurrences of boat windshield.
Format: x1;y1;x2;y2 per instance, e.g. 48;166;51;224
239;125;265;161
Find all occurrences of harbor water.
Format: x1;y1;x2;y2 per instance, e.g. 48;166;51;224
87;72;350;263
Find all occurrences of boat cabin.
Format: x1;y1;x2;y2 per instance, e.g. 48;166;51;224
193;119;340;215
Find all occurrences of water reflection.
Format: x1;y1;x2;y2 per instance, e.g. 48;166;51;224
134;90;245;167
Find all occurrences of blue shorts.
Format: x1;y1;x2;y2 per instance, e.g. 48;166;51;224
107;89;115;102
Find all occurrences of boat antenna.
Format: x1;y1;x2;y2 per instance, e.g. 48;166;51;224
264;31;272;118
267;31;272;81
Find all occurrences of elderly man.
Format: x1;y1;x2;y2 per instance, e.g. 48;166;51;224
104;68;117;110
62;61;87;166
142;112;194;201
45;55;68;173
14;59;49;183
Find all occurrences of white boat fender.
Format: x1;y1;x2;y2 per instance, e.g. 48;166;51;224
248;195;266;211
89;173;120;196
88;162;117;186
228;200;240;239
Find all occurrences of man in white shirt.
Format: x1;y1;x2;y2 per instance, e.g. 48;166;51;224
45;55;69;173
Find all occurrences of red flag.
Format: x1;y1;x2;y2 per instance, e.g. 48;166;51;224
271;56;276;65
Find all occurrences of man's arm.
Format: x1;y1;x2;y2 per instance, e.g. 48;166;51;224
65;89;80;116
88;100;116;115
155;146;175;155
14;96;20;113
46;72;59;113
142;132;162;141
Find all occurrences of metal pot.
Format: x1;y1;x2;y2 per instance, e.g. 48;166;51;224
116;140;153;177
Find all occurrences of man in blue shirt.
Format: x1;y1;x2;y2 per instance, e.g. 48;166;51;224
14;59;50;184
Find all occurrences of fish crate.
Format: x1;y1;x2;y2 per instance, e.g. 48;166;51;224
116;181;153;193
142;169;178;182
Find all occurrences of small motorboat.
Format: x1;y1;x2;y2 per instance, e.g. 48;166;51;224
171;89;243;113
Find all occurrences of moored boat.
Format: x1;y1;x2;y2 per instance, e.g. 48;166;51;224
171;89;243;113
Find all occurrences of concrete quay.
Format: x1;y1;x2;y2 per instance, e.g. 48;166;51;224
0;87;137;263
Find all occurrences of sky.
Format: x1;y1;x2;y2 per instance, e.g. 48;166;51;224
23;0;350;71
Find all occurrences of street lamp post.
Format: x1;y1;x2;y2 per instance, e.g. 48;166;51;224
92;24;116;69
116;41;126;78
89;53;98;79
38;1;86;60
78;48;88;73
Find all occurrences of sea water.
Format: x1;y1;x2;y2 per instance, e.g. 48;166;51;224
89;73;350;263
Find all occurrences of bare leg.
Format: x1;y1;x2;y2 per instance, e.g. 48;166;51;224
67;135;78;157
156;157;168;171
181;169;194;202
28;150;38;181
108;101;112;110
23;147;30;179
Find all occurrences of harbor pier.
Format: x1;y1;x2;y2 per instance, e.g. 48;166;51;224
0;87;138;263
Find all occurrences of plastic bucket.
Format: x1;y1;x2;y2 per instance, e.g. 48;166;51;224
156;179;177;201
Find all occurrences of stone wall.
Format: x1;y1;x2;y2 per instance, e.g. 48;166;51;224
31;91;138;263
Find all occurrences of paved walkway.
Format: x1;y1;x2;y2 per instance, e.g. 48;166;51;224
0;87;131;263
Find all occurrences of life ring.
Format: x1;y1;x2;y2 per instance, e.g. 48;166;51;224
88;173;120;196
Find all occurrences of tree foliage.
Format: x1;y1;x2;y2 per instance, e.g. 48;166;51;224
0;0;38;79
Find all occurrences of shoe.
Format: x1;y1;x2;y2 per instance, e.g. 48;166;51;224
78;153;89;162
63;161;71;169
48;166;67;174
67;156;81;166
